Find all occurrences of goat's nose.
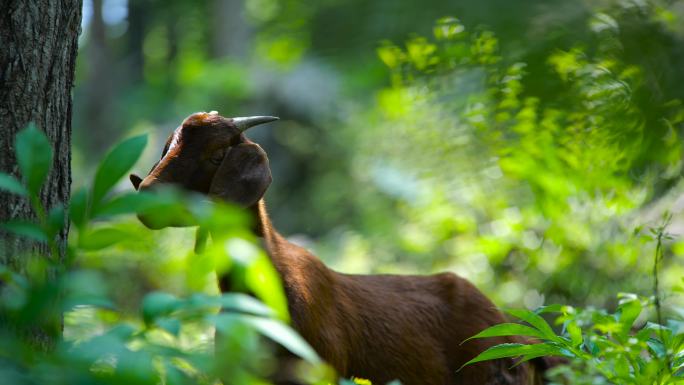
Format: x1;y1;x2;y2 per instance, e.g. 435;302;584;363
130;174;143;190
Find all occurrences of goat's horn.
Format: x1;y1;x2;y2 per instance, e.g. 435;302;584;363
232;116;279;132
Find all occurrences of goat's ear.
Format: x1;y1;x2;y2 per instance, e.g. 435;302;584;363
130;174;143;190
209;142;272;207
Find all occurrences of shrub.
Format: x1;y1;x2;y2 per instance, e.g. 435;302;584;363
0;125;330;385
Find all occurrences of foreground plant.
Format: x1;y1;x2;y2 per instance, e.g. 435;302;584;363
464;223;684;385
0;124;328;384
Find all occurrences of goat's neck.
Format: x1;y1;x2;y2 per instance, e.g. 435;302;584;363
249;199;333;293
249;200;349;368
250;199;281;246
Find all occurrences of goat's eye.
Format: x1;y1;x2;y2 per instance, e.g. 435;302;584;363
209;149;226;165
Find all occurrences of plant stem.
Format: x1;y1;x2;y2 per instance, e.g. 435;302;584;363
653;214;672;376
195;226;208;254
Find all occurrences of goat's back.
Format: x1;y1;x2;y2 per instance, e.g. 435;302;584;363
286;263;535;385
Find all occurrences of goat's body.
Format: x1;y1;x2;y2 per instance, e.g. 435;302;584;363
255;201;536;385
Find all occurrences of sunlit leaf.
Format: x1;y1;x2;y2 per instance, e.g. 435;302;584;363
463;323;546;343
505;309;560;342
567;321;583;348
212;313;320;363
460;343;527;367
228;241;290;322
186;293;273;317
516;344;571;365
461;342;565;369
616;297;642;334
535;304;567;315
215;293;274;317
433;17;465;40
377;43;404;69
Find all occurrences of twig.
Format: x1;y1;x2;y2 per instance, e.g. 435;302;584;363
652;213;672;376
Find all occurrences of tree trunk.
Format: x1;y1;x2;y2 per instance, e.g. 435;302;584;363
81;0;115;155
0;0;82;350
127;0;148;82
211;0;251;59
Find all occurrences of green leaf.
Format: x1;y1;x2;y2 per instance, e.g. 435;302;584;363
79;227;129;250
115;349;158;383
246;252;290;322
461;342;565;369
460;343;528;367
223;238;290;321
585;337;600;356
15;123;52;196
0;220;48;242
567;321;583;348
142;292;183;325
617;298;642;333
212;313;320;363
92;134;147;208
613;354;631;379
186;293;274;317
463;323;546;343
62;270;114;310
647;337;666;358
0;173;27;196
92;191;161;218
163;361;190;385
535;304;567;314
433;17;465;40
216;293;274;317
517;344;571;365
505;309;560;342
46;204;65;238
155;318;182;336
69;188;88;228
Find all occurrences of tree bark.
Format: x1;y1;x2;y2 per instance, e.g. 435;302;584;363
0;0;82;350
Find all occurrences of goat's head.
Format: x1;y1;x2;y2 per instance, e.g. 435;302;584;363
130;111;277;228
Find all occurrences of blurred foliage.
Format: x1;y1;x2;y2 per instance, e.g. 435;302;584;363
72;0;684;309
314;1;684;309
0;126;330;384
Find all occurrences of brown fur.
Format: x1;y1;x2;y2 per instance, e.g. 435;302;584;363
132;112;559;384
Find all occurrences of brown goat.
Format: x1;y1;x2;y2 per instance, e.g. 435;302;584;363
130;111;555;385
